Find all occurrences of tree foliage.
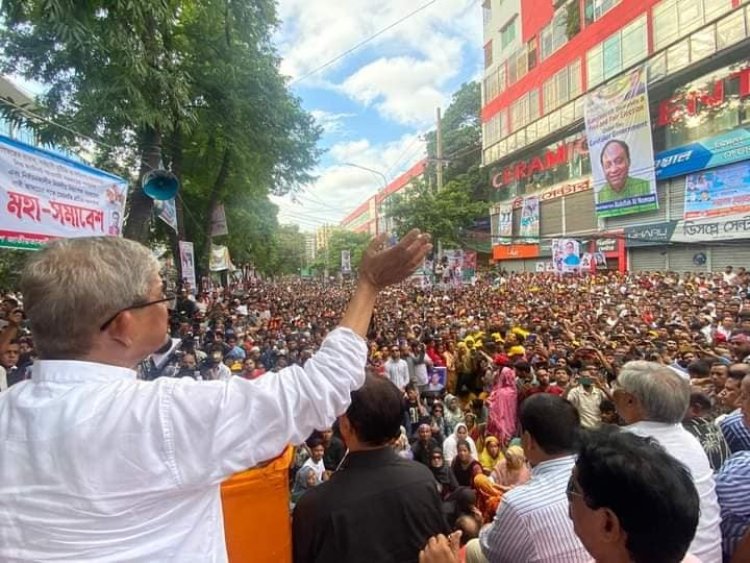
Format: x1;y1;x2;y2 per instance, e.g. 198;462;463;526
310;230;371;274
0;0;321;275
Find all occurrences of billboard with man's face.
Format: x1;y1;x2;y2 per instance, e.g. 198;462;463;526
584;65;658;219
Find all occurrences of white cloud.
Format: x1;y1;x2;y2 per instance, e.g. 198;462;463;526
309;109;355;135
273;133;426;231
276;0;482;127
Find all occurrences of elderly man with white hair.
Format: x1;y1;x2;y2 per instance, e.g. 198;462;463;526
613;361;723;563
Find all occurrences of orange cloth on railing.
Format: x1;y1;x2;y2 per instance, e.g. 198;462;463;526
221;447;294;563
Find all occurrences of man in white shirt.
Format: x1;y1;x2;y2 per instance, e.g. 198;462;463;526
385;345;410;392
613;361;723;563
0;232;431;562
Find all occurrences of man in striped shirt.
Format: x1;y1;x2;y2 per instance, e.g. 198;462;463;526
468;394;589;563
716;450;750;561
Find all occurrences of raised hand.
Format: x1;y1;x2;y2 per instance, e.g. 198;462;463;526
359;230;432;290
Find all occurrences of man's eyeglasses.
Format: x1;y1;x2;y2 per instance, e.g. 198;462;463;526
566;475;586;503
100;293;176;331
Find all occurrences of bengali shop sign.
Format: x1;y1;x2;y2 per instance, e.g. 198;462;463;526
0;135;127;249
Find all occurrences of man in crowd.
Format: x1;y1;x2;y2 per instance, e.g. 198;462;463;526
385;344;410;392
683;392;731;471
468;394;589;563
566;370;607;429
293;375;447;562
716;449;750;561
0;231;432;561
613;361;722;562
569;427;701;563
720;373;750;453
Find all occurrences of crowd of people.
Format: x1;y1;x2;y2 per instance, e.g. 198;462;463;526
1;236;750;562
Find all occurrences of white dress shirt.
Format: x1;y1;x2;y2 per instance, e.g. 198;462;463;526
0;327;366;562
385;358;409;390
624;421;723;563
479;455;589;562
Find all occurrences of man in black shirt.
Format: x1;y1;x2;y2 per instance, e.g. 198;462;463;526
293;375;448;563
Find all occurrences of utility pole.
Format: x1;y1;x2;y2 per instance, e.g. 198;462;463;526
436;107;444;192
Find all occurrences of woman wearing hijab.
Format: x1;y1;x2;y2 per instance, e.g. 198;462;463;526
443;422;478;465
479;436;503;475
486;366;518;447
443;394;464;434
428;448;458;501
291;466;319;505
491;445;531;490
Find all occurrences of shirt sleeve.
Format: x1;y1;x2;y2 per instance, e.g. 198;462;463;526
479;498;534;563
716;453;750;519
160;327;367;485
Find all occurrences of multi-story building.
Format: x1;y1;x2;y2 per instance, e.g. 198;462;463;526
340;159;427;235
304;233;317;265
482;0;750;272
315;224;334;253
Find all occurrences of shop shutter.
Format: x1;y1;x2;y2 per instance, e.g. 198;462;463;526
712;245;750;271
629;248;667;272
540;198;563;237
604;181;669;230
565;190;597;234
501;259;527;273
668;177;686;219
668;246;709;273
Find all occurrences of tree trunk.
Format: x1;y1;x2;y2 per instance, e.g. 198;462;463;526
123;126;161;243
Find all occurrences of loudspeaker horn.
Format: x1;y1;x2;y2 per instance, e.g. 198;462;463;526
142;169;179;201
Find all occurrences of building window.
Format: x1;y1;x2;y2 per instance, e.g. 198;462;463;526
500;17;517;50
510;94;529;133
653;0;733;51
484;41;493;69
529;89;540;122
540;5;569;60
543;61;582;114
586;15;646;87
584;0;620;26
482;0;492;27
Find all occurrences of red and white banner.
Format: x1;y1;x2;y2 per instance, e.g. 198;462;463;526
0;135;128;249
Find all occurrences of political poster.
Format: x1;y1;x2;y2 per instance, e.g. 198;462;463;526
683;160;750;220
341;249;351;273
210;203;229;237
0;135;128;250
519;196;540;241
552;239;581;273
154;198;178;232
210;243;234;271
178;241;196;289
492;204;513;243
584;65;658;218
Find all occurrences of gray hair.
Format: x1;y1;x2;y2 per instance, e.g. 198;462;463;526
617;361;690;423
21;237;161;359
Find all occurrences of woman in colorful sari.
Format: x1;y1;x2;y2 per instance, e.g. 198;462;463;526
479;436;503;475
486;366;518;447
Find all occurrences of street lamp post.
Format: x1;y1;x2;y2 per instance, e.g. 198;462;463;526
342;162;389;236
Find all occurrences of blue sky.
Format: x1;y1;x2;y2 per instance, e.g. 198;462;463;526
273;0;483;231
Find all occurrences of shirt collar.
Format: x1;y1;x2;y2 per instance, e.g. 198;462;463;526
340;446;397;469
32;360;137;383
531;454;576;477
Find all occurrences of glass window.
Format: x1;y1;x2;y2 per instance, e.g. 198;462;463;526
587;44;604;88
667;39;690;74
703;0;732;20
556;68;570;105
602;35;621;80
510;94;529;133
677;0;703;35
482;0;492;27
540;25;553;60
621;15;647;69
484;41;493;69
584;0;620;25
690;26;716;61
653;0;679;51
498;64;507;92
529;89;540;122
501;18;517;50
717;10;746;50
508;54;518;84
648;51;668;81
543;77;556;114
569;59;582;98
